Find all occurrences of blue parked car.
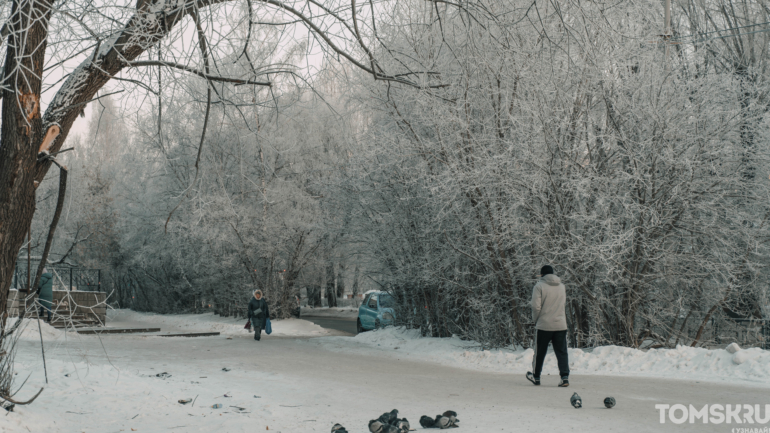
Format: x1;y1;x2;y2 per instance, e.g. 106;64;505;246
357;291;396;333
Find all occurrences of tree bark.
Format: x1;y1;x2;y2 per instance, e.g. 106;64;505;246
0;0;273;323
0;0;55;326
31;167;67;293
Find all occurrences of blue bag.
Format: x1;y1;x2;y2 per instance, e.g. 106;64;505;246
265;318;272;335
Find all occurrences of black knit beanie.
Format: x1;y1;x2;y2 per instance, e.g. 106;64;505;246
540;265;554;276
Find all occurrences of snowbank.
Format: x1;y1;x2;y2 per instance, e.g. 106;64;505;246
320;327;770;386
11;318;65;341
107;309;330;337
300;306;358;319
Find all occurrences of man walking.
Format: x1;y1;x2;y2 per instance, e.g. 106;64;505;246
526;265;570;387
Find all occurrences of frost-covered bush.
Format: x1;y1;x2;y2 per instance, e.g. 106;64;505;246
343;0;770;348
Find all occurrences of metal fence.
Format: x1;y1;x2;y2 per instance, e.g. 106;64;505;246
12;263;101;292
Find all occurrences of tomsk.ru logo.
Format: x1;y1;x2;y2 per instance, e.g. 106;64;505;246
655;404;770;424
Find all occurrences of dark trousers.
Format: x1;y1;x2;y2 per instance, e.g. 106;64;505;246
38;305;51;322
532;329;570;378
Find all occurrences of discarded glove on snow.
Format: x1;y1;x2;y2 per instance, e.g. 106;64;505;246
418;411;459;429
331;423;349;433
571;392;582;409
604;397;616;409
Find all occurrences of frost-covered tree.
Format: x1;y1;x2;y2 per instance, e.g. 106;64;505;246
340;0;770;348
101;69;358;318
11;0;770;352
0;0;448;325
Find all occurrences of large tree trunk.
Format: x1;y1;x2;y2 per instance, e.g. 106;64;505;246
0;0;55;327
0;0;218;328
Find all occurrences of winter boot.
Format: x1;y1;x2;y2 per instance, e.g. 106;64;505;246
526;371;540;386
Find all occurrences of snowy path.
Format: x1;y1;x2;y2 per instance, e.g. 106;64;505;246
5;316;769;432
300;317;357;334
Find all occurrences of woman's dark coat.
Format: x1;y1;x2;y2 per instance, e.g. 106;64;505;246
248;295;270;330
38;272;54;310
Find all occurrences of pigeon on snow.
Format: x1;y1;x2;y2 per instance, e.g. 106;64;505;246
418;411;460;428
571;392;582;409
331;423;349;433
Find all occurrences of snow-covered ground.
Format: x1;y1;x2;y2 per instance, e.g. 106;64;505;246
317;327;770;387
4;312;770;432
7;346;321;433
300;306;358;319
104;309;332;337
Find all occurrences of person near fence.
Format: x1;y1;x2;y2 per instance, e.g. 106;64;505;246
248;290;270;341
37;268;54;323
526;265;570;387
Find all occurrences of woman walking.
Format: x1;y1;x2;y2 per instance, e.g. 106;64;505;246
248;290;270;341
37;268;54;322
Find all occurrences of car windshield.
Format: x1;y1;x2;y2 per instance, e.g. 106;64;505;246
379;294;396;308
